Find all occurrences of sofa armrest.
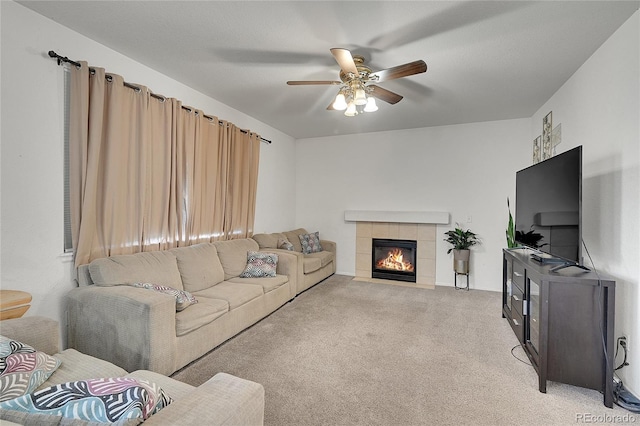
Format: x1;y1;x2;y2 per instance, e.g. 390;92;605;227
145;373;264;426
320;239;336;254
66;285;177;375
257;249;303;299
0;316;60;355
320;240;337;273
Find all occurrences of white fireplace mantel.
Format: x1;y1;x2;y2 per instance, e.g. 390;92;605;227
344;210;450;225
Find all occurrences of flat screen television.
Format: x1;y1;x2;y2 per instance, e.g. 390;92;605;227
515;145;582;265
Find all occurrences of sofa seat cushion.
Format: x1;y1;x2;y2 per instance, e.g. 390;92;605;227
88;251;184;290
0;410;70;426
305;251;334;268
194;282;263;310
175;298;229;337
169;243;225;293
212;239;261;280
38;349;128;389
228;275;288;294
302;256;322;274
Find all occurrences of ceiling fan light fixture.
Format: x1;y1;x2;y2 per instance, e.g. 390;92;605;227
332;92;348;110
288;48;427;117
364;97;378;112
354;88;367;105
344;102;358;117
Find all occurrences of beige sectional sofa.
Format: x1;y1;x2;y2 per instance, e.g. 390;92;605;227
0;316;264;425
68;238;297;376
252;228;336;296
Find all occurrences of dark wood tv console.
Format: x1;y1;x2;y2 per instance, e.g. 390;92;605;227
502;248;615;408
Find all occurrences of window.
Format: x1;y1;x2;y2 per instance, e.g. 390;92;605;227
63;66;73;253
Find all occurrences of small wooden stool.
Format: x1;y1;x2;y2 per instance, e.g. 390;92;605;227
0;290;32;320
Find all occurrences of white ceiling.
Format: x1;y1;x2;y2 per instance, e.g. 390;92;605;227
19;1;640;139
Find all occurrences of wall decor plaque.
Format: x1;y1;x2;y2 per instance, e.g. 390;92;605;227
533;136;542;164
542;111;553;160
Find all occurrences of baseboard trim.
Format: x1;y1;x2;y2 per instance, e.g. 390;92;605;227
351;276;435;290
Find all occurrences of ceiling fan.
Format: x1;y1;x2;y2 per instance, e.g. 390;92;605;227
287;48;427;116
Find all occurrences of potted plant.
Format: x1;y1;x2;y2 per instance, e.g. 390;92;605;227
506;197;516;249
516;227;547;249
444;224;480;274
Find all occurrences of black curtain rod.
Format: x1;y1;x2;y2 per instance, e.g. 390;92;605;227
48;50;272;144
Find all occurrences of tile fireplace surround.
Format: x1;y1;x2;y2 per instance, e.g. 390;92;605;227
345;211;449;289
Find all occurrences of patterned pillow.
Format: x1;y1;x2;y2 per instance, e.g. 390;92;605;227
277;238;294;251
0;336;61;402
239;251;278;278
0;377;172;424
132;283;197;311
299;232;323;254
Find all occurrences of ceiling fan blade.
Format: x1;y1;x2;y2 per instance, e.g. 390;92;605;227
330;48;358;75
287;80;342;86
369;60;427;82
369;85;403;104
326;101;336;111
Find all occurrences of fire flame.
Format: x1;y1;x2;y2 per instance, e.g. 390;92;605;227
376;248;414;272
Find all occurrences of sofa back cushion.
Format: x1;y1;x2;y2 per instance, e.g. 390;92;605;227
169;243;225;292
212;239;260;280
76;264;93;286
282;228;308;253
251;232;286;249
88;251;183;290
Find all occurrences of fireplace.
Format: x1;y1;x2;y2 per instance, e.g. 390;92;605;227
371;238;417;283
349;214;445;288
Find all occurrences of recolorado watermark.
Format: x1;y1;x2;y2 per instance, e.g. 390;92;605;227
576;413;637;423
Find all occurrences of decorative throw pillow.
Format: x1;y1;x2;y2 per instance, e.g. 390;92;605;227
239;251;278;278
132;283;197;312
277;238;294;251
299;232;323;254
0;377;173;424
0;336;61;402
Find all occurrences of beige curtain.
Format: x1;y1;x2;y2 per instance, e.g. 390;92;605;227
224;126;260;239
143;95;176;251
69;62;261;266
177;107;227;246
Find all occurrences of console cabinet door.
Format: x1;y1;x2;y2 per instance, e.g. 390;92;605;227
527;277;541;355
503;257;513;313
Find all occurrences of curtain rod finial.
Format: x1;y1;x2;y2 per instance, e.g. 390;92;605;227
48;50;62;65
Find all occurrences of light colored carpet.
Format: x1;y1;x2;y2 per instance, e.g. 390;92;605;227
171;275;635;425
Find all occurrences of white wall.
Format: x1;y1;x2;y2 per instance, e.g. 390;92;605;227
0;1;296;333
295;119;530;290
530;11;640;396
